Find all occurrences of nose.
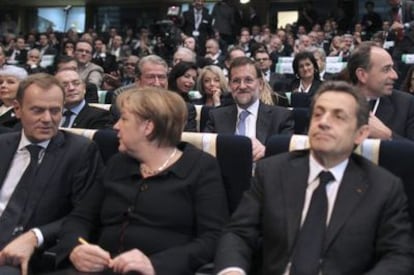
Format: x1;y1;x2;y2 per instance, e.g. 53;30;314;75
318;113;331;129
113;120;120;130
41;110;52;122
153;76;161;86
390;68;398;80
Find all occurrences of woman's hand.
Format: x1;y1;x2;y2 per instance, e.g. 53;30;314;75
69;243;112;272
212;88;222;106
110;249;155;275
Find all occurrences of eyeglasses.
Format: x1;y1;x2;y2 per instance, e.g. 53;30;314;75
125;62;136;67
76;49;92;54
142;74;167;81
230;77;257;86
61;80;82;89
255;58;269;62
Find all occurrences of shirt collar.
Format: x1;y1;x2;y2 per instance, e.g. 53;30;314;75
65;100;86;116
18;131;50;151
237;98;260;117
308;153;348;185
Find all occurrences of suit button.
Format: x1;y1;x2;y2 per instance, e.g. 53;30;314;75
140;184;149;192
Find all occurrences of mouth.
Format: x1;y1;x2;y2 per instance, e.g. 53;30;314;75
312;131;334;141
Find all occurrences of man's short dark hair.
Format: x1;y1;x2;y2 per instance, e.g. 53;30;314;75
229;56;262;80
16;73;64;103
347;41;377;84
311;81;370;128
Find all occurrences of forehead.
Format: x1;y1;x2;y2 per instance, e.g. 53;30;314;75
76;42;92;50
299;58;312;64
370;47;393;66
204;70;218;78
0;75;19;81
255;52;269;59
56;70;80;81
314;91;357;114
231;64;257;78
23;84;64;104
141;62;167;74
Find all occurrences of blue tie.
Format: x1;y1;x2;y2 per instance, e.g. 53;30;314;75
237;110;250;136
61;110;73;128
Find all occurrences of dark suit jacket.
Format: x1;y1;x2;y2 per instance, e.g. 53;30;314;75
182;7;213;55
375;90;414;141
0;108;19;128
204;102;294;144
6;48;27;65
0;131;103;250
92;53;118;74
71;104;113;129
215;151;414;274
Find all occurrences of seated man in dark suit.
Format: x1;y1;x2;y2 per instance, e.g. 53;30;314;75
0;73;103;274
347;41;414;141
55;69;113;129
215;81;414;275
204;56;294;161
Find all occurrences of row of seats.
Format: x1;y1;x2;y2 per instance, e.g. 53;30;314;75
89;103;311;135
65;128;414;225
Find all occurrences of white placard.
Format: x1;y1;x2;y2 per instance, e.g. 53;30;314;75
275;62;294;74
325;62;347;73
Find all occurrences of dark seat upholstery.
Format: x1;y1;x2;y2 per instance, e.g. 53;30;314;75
292;107;310;134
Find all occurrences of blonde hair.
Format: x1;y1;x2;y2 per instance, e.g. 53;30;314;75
260;78;277;105
196;65;228;96
117;87;187;147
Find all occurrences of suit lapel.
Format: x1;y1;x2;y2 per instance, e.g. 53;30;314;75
72;105;87;128
0;134;20;189
284;152;310;251
21;132;65;224
221;105;238;134
324;157;368;252
256;103;271;144
375;96;393;127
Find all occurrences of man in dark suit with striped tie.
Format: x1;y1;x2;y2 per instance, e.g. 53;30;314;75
0;73;103;274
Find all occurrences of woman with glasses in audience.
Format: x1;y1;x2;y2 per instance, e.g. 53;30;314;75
0;65;27;128
52;87;228;275
196;65;232;107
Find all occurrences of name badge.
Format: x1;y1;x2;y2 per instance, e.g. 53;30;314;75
192;30;200;37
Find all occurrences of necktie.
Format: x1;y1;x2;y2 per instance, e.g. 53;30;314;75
290;171;335;275
61;110;73;128
0;144;42;248
195;10;202;30
237;110;250;136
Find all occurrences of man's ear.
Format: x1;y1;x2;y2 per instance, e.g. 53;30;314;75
355;67;368;84
13;100;22;119
354;124;370;146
